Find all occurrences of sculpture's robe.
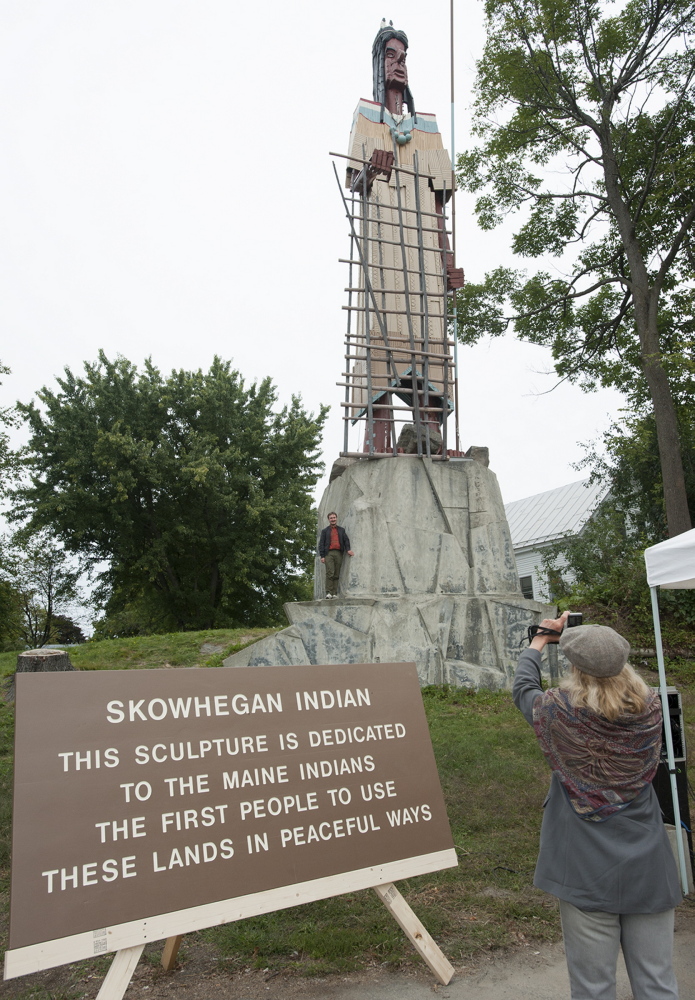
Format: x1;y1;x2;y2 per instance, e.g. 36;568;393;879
346;99;454;422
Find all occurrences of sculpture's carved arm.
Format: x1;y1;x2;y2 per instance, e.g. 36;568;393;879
350;148;395;194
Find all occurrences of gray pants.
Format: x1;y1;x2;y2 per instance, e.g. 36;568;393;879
559;899;678;1000
324;550;343;596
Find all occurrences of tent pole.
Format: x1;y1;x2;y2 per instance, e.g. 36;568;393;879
650;585;689;895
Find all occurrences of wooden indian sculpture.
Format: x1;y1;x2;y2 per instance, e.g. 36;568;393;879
337;21;464;457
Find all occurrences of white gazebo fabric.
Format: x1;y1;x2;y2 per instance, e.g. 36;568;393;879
643;527;694;895
644;528;695;589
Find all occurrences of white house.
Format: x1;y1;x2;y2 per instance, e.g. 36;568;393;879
505;479;607;600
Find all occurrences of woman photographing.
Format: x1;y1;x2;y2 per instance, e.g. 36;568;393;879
513;612;681;1000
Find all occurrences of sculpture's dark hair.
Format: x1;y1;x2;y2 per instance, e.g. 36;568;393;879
372;25;416;121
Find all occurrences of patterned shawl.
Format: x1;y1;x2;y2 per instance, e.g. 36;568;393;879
532;689;662;822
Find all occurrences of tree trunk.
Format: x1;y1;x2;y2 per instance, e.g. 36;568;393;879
5;648;75;702
209;563;221;614
601;132;692;537
639;324;692;537
632;292;692;537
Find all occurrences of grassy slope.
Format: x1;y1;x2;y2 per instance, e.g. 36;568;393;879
0;628;276;676
0;634;692;984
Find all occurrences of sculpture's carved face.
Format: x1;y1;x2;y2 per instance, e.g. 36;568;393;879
384;38;407;90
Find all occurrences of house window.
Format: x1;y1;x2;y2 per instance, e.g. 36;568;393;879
519;575;534;600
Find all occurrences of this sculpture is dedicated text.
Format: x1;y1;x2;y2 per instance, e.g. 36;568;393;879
6;663;455;978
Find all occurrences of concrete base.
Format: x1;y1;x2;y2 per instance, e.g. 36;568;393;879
224;456;556;689
313;455;521;600
224;593;555;689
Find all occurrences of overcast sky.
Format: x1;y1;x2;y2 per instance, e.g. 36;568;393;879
0;0;625;507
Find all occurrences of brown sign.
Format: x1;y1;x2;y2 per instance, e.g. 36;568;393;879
8;663;454;967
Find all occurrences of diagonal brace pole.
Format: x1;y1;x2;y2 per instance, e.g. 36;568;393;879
373;882;454;985
95;945;145;1000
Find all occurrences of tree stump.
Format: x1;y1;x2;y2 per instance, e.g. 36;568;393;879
5;648;76;702
16;649;75;674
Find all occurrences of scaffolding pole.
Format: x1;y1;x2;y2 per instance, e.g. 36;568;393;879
333;152;456;458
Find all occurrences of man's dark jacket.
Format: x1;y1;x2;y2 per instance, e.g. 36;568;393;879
318;525;351;558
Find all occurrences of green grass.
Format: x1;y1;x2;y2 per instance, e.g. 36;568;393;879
0;641;692;983
0;628;277;677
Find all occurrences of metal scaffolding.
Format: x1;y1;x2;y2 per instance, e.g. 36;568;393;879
331;150;457;460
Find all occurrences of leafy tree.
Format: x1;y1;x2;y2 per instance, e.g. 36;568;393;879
541;500;695;641
90;586;188;640
0;579;22;649
0;531;83;648
0;362;23;647
50;615;87;645
578;405;695;538
541;505;651;610
0;362;19;498
457;0;695;536
541;404;695;638
12;353;328;631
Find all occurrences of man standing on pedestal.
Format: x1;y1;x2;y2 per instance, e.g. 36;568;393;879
318;512;354;599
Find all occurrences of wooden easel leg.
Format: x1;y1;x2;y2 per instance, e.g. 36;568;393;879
96;944;145;1000
373;882;454;985
160;935;183;971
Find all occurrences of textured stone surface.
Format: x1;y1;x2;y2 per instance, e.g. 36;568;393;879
224;594;555;688
224;457;557;689
314;456;519;600
396;422;443;454
328;456;360;483
464;445;490;467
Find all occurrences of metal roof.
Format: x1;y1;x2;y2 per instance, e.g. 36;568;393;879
504;478;606;549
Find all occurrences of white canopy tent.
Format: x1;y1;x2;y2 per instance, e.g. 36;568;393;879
645;529;695;590
644;528;695;895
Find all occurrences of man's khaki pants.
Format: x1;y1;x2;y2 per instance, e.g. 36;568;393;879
324;550;343;596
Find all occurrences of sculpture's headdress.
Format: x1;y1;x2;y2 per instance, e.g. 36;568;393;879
372;19;416;120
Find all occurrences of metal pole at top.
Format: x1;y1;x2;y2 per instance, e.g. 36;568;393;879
450;0;461;453
450;0;456;240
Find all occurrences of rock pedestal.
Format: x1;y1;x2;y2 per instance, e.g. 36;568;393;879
224;456;554;689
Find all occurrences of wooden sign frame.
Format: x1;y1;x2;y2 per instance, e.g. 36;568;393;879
97;872;455;1000
5;664;457;994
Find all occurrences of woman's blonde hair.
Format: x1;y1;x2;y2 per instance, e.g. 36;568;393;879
560;663;651;721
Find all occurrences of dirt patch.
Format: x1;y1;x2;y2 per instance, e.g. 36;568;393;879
2;905;693;1000
0;934;510;1000
479;887;514;899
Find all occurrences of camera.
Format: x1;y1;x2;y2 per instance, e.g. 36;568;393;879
525;611;583;646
